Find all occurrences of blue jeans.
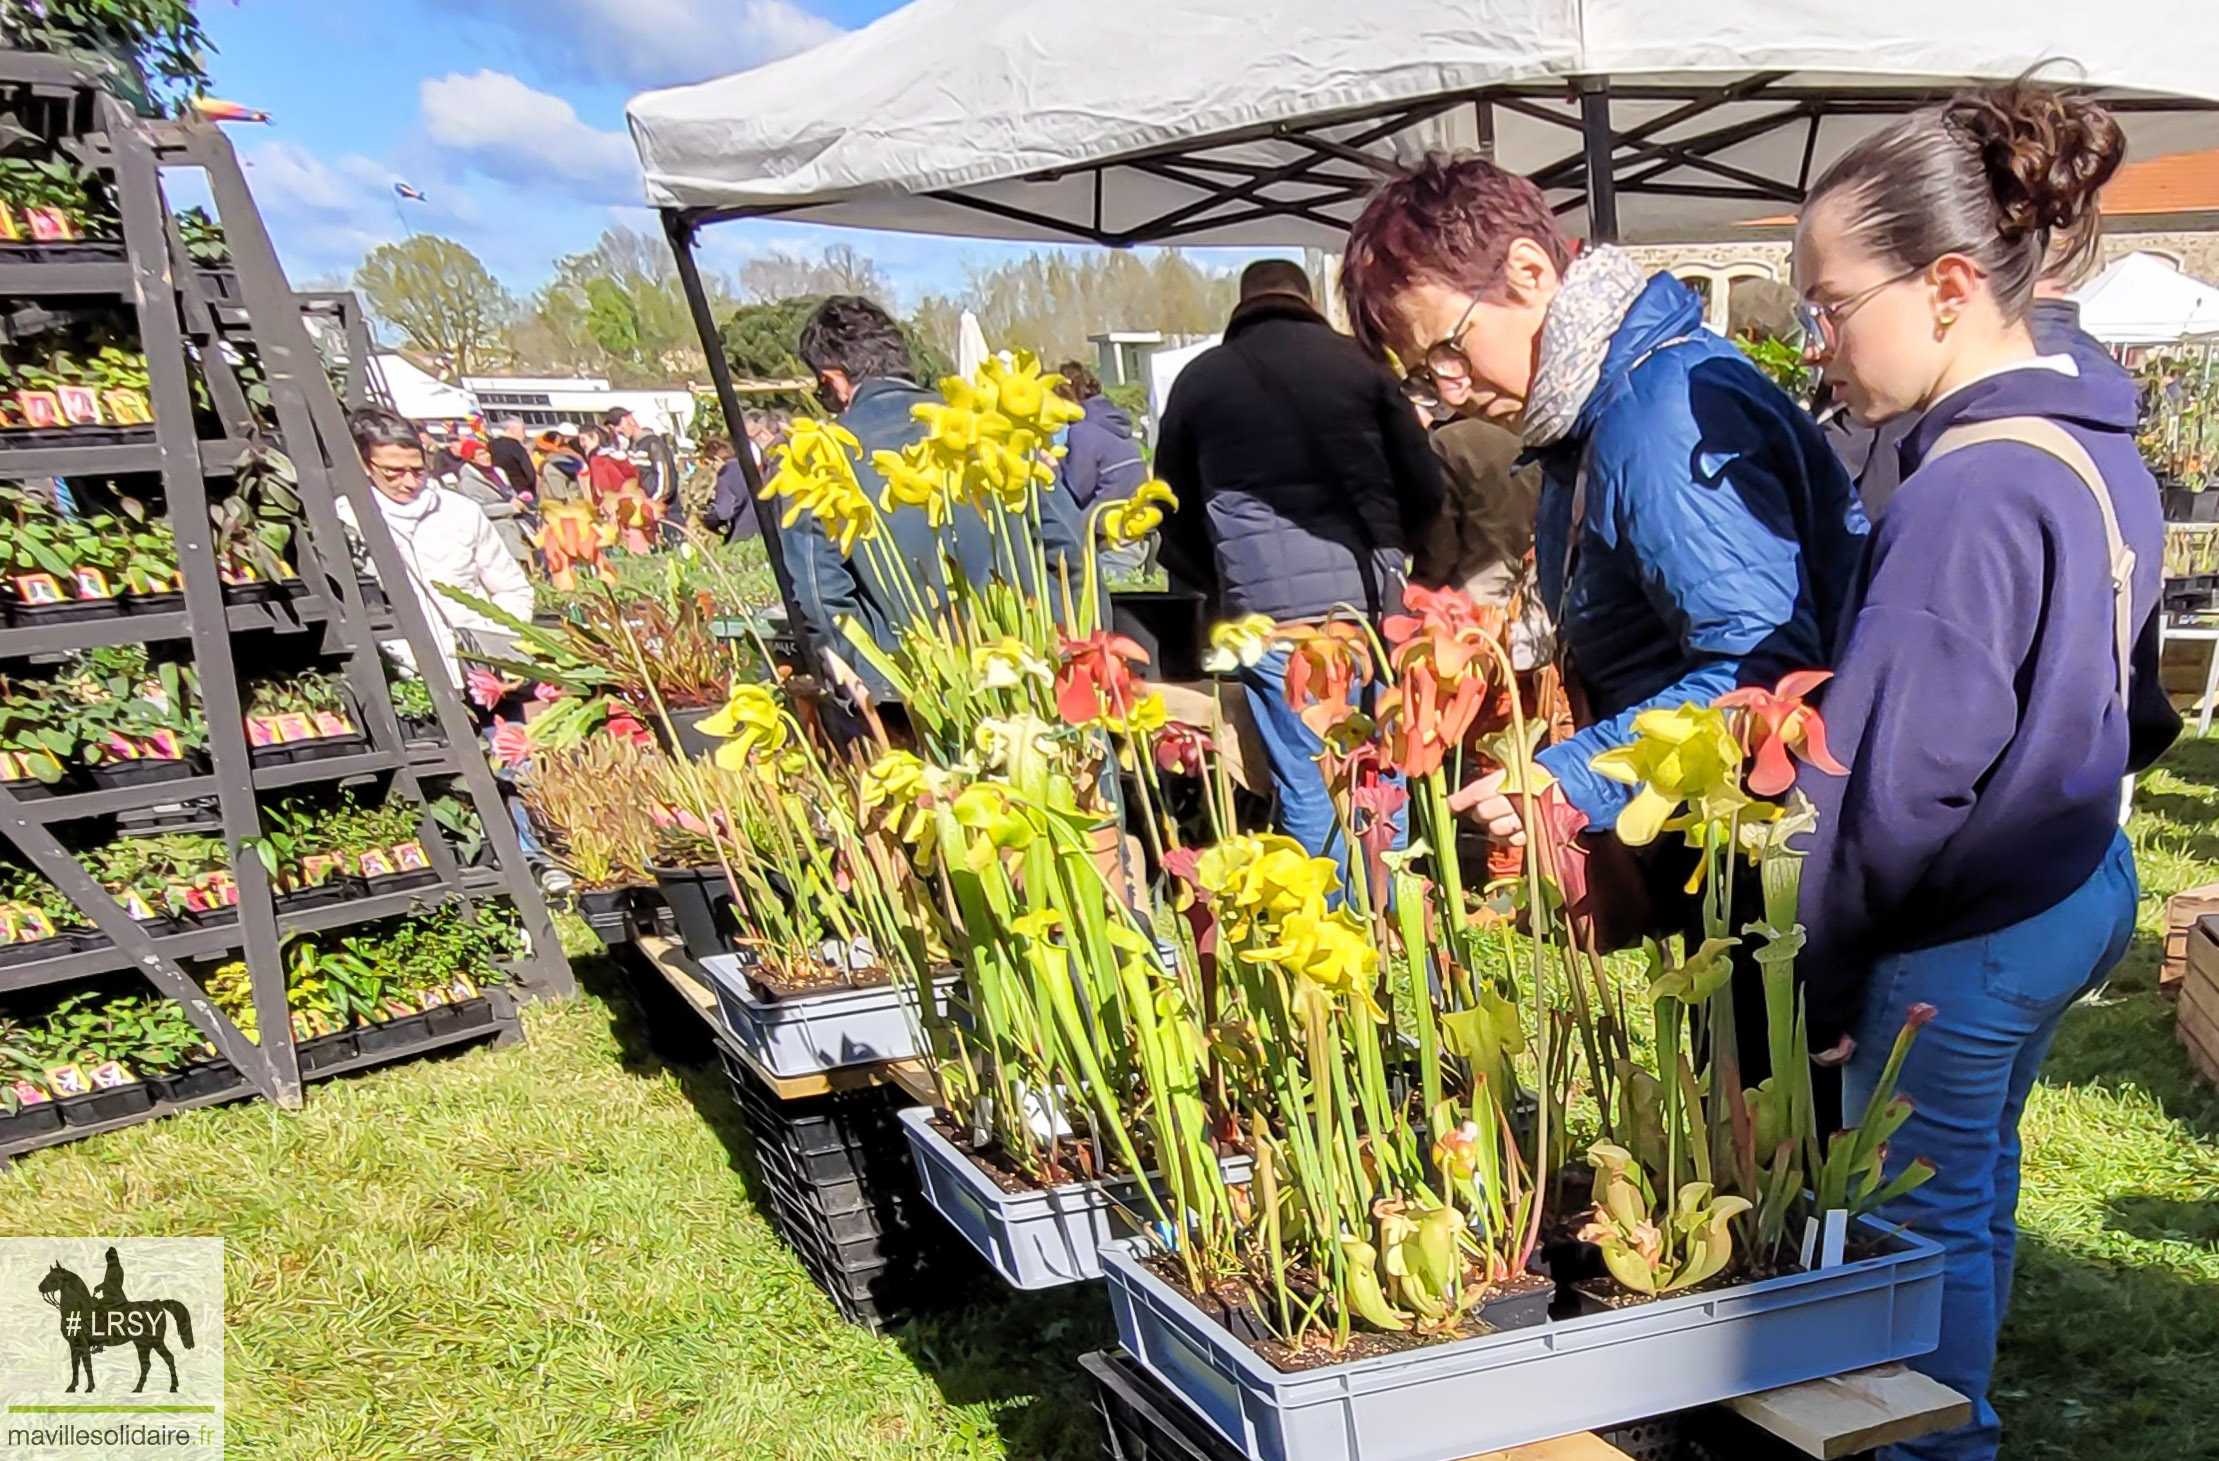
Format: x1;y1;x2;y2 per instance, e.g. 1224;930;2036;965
1238;649;1404;895
1844;832;2137;1461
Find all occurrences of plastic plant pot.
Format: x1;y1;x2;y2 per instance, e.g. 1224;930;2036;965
151;1060;248;1105
7;595;124;625
658;706;723;761
0;1099;65;1146
0;935;75;969
284;733;369;764
363;868;444;897
0;775;65;800
295;1028;362;1076
1097;1217;1945;1461
124;590;184;616
422;996;498;1038
84;755;201;789
221;580;280;606
697;952;945;1078
649;863;738;959
57;1082;156;1128
355;1010;437;1056
578;888;630;947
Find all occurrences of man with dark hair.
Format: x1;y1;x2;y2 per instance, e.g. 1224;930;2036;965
784;294;1089;698
600;405;682;522
1052;358;1150;572
1154;258;1444;863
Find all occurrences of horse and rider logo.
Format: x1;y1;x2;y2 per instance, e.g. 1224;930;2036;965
35;1246;197;1393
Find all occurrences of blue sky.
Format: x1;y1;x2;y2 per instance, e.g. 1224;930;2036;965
189;0;1067;305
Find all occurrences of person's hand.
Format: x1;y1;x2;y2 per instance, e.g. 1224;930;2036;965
1448;768;1524;845
1811;1035;1856;1067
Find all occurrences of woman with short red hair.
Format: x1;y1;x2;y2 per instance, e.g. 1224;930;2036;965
1340;156;1867;958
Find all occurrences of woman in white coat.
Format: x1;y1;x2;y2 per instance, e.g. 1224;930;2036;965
347;407;533;687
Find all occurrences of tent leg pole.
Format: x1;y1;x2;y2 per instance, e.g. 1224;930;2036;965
661;209;807;634
1578;76;1619;243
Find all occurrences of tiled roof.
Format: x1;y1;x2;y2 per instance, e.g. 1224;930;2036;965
2105;149;2219;216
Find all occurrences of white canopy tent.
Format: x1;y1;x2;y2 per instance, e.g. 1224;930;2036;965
2070;252;2219;345
631;0;2219;616
630;0;2219;248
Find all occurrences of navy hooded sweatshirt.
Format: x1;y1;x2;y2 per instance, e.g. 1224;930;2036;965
1797;355;2176;1044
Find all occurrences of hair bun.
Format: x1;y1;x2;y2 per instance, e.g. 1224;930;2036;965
1947;82;2126;244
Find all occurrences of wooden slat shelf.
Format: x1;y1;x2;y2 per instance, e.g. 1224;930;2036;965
0;257;131;295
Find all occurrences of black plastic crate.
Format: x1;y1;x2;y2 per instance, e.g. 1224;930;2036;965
718;1037;977;1329
1083;1348;1767;1461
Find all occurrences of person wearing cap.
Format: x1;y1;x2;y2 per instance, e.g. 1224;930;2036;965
604;406;682;523
535;425;586;504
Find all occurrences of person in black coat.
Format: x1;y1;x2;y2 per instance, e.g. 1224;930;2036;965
489;417;538;501
1154;259;1443;863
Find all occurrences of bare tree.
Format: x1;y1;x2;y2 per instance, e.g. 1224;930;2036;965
738;243;894;303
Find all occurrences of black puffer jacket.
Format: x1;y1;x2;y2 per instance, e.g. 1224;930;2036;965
1155;294;1442;622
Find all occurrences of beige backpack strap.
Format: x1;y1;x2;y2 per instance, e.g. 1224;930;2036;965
1929;415;2134;710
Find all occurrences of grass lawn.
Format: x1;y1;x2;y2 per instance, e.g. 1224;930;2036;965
6;747;2219;1459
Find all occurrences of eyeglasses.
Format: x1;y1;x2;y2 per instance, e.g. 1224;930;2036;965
366;461;427;486
1795;266;1925;354
1400;295;1484;398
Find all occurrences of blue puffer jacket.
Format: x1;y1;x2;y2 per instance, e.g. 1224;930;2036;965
779;377;1090;698
1533;274;1870;826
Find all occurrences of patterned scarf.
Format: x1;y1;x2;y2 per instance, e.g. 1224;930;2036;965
1519;246;1652;449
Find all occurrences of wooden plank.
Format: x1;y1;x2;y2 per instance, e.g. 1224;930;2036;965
635;934;718;1017
1461;1434;1630;1461
1725;1364;1973;1459
2170;895;2219;996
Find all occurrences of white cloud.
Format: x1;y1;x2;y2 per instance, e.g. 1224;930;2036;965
234;140;404;278
450;0;841;87
419;70;640;204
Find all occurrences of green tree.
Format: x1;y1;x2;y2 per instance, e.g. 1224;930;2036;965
510;224;713;386
354;235;514;380
7;0;210;109
719;296;950;399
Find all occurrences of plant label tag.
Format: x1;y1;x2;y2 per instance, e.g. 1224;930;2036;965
382;998;416;1020
358;849;395;879
1821;1209;1849;1269
180;885;212;914
24;206;75;241
15;390;61;429
71;566;111;601
13;572;64;605
413;986;450;1010
209;874;238;907
144;728;180;760
246;715;279;747
271;712;314;744
56;384;100;425
119;890;157;921
392;840;430;871
102;387;152;425
9;1079;48;1106
1799;1216;1819;1270
0;203;20;241
300;853;339;885
45;1064;89;1097
0;907;19;943
0;751;19;780
88;1060;134;1090
313;711;352;739
447;974;479;1001
20;907;53;940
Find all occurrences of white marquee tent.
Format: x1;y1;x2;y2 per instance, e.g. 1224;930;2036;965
630;0;2219;248
2070;252;2219;345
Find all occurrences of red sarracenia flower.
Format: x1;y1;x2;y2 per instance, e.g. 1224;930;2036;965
1713;669;1846;797
1054;631;1150;726
1378;584;1512;778
1153;720;1215;777
1282;620;1374;736
489;718;532;769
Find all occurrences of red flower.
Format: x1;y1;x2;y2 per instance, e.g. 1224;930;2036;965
1153;720;1215;777
532;680;563;702
1282;621;1373;736
1054;631;1150;726
489;718;532;769
465;667;511;711
605;713;652;747
1713;670;1846;796
1378;584;1511;778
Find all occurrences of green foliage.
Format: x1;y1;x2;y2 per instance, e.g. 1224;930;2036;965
2;0;213;108
12;990;206;1080
388;673;437;722
354;235;514;380
78;831;228;917
718;295;950;402
1733;333;1815;405
214;443;301;579
171;204;227;264
913;249;1240;363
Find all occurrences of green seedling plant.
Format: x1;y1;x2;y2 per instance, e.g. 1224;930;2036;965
1578;1141;1751;1296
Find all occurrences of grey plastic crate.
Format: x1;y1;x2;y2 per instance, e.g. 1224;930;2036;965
698;953;947;1078
899;1103;1150;1289
1099;1218;1943;1461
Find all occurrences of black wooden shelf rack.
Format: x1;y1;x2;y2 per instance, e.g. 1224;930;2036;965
0;50;571;1156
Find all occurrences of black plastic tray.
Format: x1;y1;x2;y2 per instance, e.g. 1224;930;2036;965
57;1082;155;1127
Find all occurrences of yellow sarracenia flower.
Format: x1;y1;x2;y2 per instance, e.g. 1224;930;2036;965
873;446;957;529
1194;833;1340;924
983;353;1084;438
766;418;877;555
1243;903;1381;1008
971;636;1053;692
1201;613;1279;674
695;683;789;769
1589;701;1751;848
1099;480;1176;546
859;749;945;845
1113;691;1168;737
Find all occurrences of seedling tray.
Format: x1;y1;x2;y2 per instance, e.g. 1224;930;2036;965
1099;1216;1944;1461
0;935;75;969
7;596;123;624
57;1082;155;1127
151;1059;248;1105
0;1101;64;1144
84;755;202;788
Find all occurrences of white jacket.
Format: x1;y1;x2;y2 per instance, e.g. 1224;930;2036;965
344;485;534;686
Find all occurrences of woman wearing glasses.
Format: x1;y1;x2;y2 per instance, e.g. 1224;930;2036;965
1340;157;1867;974
348;406;535;688
1790;84;2173;1461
